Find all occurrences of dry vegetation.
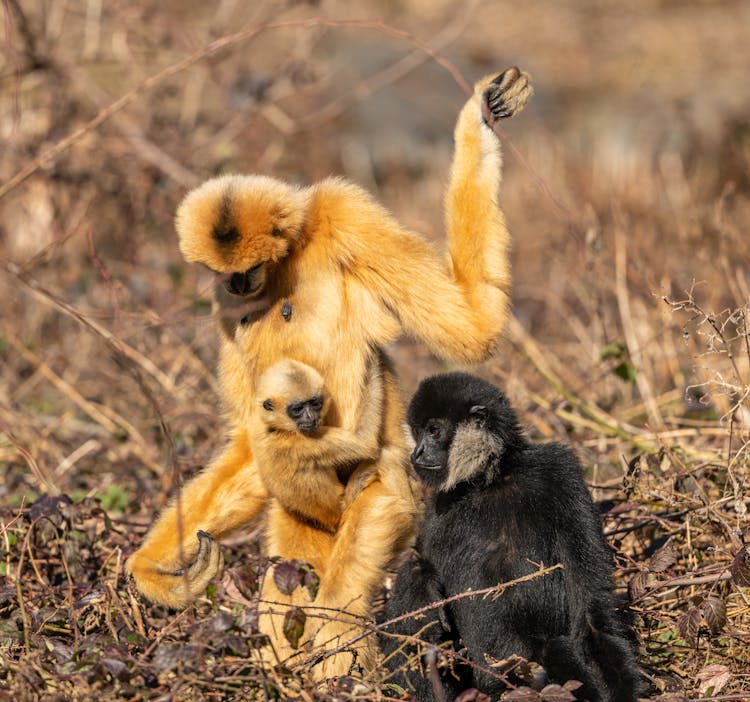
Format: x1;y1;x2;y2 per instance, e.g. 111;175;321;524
1;0;750;699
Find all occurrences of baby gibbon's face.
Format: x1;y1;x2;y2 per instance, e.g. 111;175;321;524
175;174;309;297
256;359;331;435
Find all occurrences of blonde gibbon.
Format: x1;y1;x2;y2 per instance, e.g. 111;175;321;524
126;67;533;678
251;358;383;533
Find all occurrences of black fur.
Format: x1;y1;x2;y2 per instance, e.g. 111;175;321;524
381;373;641;702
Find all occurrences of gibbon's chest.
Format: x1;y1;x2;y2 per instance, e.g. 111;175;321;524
424;488;548;587
235;247;396;369
227;251;392;428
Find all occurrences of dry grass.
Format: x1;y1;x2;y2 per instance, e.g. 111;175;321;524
1;0;749;699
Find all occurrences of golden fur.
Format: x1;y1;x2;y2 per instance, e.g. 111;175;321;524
126;67;532;678
251;358;383;533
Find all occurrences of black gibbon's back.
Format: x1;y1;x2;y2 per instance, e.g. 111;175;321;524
382;372;641;702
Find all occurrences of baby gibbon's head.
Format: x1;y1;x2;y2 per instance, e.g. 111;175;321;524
175;175;309;295
256;359;331;435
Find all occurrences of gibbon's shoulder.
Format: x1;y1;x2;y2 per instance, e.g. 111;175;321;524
310;177;400;226
510;440;594;510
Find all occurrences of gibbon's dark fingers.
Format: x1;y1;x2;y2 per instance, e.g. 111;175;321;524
483;68;533;124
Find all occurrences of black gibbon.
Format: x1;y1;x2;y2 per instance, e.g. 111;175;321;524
250;358;383;533
381;373;641;702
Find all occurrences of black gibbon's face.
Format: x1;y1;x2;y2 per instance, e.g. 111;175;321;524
410;417;456;487
408;372;525;491
286;396;324;435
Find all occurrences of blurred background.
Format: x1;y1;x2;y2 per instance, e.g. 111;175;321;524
1;0;749;697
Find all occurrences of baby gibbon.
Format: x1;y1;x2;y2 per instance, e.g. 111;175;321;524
251;358;383;533
126;67;533;678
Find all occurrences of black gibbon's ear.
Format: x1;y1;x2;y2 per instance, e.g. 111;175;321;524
469;405;488;426
262;399;274;411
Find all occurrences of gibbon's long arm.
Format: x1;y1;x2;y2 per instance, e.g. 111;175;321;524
288;426;379;465
338;69;531;363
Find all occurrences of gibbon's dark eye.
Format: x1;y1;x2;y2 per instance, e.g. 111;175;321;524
271;226;284;237
310;396;323;411
288;402;304;418
213;226;240;244
428;424;442;440
262;399;274;411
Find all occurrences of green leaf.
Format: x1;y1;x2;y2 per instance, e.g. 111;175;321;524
282;607;306;649
600;341;626;360
99;485;129;513
613;360;637;384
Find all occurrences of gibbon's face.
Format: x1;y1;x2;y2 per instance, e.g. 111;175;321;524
175;174;309;299
409;417;457;488
257;360;330;435
284;395;324;435
408;373;524;491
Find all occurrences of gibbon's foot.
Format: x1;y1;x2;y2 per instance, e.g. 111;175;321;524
178;530;222;581
482;66;533;126
126;530;224;608
168;530;223;601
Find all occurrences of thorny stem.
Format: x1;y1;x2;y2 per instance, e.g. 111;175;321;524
303;563;564;671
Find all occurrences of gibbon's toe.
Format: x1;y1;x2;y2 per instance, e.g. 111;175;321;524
483;67;533;123
184;530;223;594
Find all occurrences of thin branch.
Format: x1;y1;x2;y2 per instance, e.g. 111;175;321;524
0;16;471;201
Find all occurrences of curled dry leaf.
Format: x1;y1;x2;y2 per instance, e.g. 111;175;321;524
540;684;577;702
456;689;491;702
649;542;678;573
677;607;701;645
504;687;541;701
628;569;651;600
697;663;730;696
702;596;727;635
273;560;304;595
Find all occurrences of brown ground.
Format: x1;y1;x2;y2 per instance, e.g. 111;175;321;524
1;0;749;699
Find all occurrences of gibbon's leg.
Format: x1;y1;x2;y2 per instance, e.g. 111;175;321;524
301;371;417;679
256;507;334;670
308;447;418;679
126;431;269;608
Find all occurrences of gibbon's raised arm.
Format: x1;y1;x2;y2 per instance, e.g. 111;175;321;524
335;69;531;364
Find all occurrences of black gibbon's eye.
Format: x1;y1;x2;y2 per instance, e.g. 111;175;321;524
428;424;442;440
262;399;274;411
310;397;323;411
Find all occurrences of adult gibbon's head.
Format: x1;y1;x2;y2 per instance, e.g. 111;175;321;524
256;359;330;436
175;174;310;299
407;373;527;491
